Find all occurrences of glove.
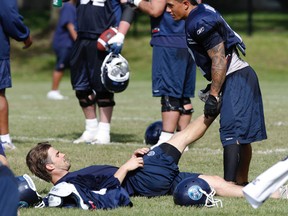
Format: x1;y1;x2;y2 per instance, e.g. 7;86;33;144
107;32;125;54
198;83;211;102
204;94;221;118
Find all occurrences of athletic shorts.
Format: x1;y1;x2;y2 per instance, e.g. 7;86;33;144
152;46;196;98
220;66;267;146
53;47;72;71
70;39;109;92
0;60;12;90
128;146;199;197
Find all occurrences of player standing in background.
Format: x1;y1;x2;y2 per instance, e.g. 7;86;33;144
71;0;135;144
0;0;32;150
166;0;267;185
47;0;77;100
124;0;197;147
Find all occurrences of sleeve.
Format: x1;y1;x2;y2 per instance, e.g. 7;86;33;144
1;0;30;41
120;3;135;24
59;4;75;28
190;17;223;51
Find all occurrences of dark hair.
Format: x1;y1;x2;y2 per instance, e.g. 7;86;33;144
26;142;52;182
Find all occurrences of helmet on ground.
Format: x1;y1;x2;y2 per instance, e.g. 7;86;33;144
16;174;44;208
173;177;222;208
144;121;162;145
101;52;130;93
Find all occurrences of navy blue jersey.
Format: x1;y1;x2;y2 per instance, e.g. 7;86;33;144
150;12;187;48
0;0;30;60
56;147;199;198
52;2;77;49
76;0;129;39
185;4;245;81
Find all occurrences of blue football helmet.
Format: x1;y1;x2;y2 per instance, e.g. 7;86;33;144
101;52;130;93
16;174;45;208
173;177;222;208
144;121;162;145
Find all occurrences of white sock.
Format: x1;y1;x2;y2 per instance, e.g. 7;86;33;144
0;134;12;143
97;122;110;133
157;131;174;144
85;119;98;131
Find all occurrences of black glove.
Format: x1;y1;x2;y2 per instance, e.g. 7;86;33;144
204;95;221;118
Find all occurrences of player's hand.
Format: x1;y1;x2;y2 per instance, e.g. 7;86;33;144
133;148;150;158
23;35;32;49
107;32;125;54
124;156;144;171
204;94;221;118
198;83;211;102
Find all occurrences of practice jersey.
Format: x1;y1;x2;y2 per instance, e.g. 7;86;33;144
52;2;76;49
76;0;131;39
150;12;187;48
0;0;30;60
185;4;248;81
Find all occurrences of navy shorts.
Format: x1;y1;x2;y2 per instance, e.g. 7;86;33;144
128;146;199;197
220;66;267;146
53;47;72;71
70;39;109;92
152;46;196;98
0;60;12;90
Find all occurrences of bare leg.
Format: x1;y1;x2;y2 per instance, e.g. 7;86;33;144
51;70;64;90
99;106;113;123
0;90;9;135
177;103;193;131
162;111;180;133
167;115;216;153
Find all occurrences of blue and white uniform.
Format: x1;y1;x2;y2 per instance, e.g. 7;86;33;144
185;4;267;146
0;0;30;89
70;0;134;92
52;2;77;71
56;145;198;206
150;12;196;99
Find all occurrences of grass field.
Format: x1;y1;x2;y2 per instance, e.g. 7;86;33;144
5;11;288;216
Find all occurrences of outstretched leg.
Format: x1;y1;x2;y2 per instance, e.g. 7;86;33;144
167;115;216;153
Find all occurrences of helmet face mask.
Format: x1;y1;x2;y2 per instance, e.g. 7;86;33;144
173;177;223;208
16;174;45;208
101;52;130;93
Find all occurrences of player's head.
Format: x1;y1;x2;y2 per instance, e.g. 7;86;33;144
173;177;222;207
166;0;199;20
26;142;71;183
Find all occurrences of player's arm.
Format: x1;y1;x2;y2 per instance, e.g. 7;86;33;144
114;148;149;184
124;0;166;18
203;41;226;117
207;41;227;97
66;23;77;41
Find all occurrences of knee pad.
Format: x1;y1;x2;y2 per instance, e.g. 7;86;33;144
96;92;115;107
75;90;96;108
161;96;181;112
180;97;194;115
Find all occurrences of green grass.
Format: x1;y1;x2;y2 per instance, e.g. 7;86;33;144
5;11;288;216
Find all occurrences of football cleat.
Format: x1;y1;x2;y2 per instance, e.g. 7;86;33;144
73;130;97;144
1;141;16;150
47;90;67;100
279;184;288;199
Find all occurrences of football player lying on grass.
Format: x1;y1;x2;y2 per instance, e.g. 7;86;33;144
26;115;287;210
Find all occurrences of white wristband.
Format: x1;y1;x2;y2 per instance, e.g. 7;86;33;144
134;0;142;7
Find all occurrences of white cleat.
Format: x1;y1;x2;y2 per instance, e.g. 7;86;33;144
73;130;97;144
1;141;16;150
90;133;110;145
47;90;67;100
